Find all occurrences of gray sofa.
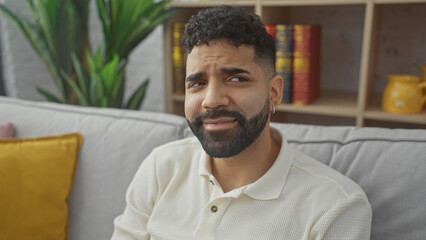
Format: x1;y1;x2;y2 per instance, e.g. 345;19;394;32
1;96;425;240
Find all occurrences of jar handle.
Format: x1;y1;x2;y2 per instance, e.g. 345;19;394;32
420;82;426;105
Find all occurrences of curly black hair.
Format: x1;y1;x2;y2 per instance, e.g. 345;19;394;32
183;5;276;73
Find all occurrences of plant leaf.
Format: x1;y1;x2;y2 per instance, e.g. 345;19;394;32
60;70;89;106
111;70;125;108
20;19;69;101
0;5;42;55
37;87;62;103
101;54;119;96
45;0;61;25
0;2;73;102
25;0;38;20
126;78;149;109
56;0;75;74
119;0;136;23
101;97;108;107
71;53;89;100
144;1;169;21
135;0;153;18
86;51;102;106
95;0;110;44
117;8;177;59
109;0;120;35
33;0;57;61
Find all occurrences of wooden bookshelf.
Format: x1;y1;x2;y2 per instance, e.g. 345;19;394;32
164;0;426;128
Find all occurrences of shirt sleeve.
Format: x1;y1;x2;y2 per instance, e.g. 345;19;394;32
111;150;159;240
309;196;372;240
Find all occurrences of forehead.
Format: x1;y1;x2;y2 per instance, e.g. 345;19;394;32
186;40;256;72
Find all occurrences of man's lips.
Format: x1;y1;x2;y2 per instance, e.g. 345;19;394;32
203;118;238;130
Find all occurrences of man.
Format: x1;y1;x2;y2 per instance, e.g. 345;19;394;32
112;5;372;239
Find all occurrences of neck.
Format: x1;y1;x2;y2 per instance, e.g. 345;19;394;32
210;126;281;193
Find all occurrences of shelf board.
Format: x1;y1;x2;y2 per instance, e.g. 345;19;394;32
169;1;256;8
374;0;426;4
365;94;426;125
262;0;368;6
364;108;426;125
277;90;358;117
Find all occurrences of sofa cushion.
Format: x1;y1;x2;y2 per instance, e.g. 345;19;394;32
0;96;188;240
0;133;82;240
271;123;426;240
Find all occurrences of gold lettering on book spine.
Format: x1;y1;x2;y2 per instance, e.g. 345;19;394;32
172;23;186;94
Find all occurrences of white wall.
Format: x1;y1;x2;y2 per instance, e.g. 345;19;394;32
0;0;165;112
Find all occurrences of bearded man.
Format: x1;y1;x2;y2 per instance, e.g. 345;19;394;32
112;5;372;240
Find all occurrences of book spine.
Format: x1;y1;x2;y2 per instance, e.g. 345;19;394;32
275;24;293;103
292;25;321;105
265;24;276;39
172;23;186;95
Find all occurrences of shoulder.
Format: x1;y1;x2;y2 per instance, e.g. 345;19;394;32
282;147;372;237
289;147;368;203
148;136;203;165
146;137;203;181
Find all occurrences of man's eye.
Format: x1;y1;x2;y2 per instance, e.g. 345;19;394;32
188;82;205;89
229;76;248;82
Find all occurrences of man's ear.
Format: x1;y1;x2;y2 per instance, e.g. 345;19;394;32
269;75;283;107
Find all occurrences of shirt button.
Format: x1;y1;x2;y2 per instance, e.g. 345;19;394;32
209;180;214;185
211;206;218;213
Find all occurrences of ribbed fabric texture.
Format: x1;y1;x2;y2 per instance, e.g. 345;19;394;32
112;129;372;240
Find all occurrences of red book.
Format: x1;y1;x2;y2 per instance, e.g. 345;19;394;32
292;25;321;105
265;24;276;39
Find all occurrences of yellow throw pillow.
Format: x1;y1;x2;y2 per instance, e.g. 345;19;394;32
0;133;83;240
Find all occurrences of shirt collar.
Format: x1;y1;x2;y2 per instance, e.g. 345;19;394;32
198;127;294;200
198;150;210;177
243;128;293;200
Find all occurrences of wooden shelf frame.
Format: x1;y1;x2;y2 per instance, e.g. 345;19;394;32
164;0;426;128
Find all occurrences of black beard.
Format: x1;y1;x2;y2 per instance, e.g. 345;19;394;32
186;99;270;158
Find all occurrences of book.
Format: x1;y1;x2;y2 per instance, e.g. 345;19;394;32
275;24;293;103
292;25;321;105
172;22;186;95
265;24;276;39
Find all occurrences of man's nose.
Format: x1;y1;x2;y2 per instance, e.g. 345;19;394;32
201;82;229;109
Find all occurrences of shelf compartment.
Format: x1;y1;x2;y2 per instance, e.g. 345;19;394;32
366;2;426;99
364;94;426;125
276;90;358;117
262;4;365;96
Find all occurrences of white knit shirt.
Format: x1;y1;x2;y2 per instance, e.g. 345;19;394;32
112;129;372;240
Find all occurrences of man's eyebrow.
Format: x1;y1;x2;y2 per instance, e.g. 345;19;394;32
220;67;250;75
185;72;205;82
185;67;250;82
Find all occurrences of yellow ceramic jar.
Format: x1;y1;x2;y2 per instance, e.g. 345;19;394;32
382;75;426;114
421;66;426;99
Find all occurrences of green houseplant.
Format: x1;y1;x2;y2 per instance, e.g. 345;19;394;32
0;0;177;109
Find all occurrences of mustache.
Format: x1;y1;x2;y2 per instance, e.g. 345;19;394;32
192;108;246;127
